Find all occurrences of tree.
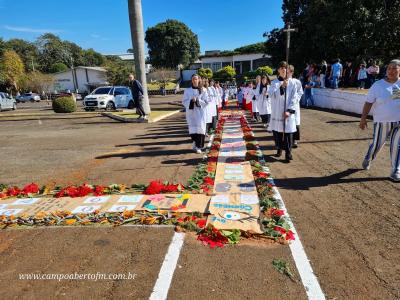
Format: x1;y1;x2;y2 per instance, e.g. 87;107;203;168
5;39;40;71
104;56;134;85
81;48;105;66
197;68;213;79
147;68;176;90
145;19;200;68
19;71;54;93
0;50;25;92
49;63;68;73
35;33;67;72
265;0;400;70
214;66;236;82
256;66;273;76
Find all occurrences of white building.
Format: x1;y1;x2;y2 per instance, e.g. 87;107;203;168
199;51;271;74
52;66;108;93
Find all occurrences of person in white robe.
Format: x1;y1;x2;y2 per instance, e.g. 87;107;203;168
256;75;272;128
182;74;208;153
204;78;218;132
268;61;301;162
252;75;261;121
209;80;219;126
288;65;304;148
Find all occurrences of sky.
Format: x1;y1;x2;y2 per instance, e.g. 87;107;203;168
0;0;284;55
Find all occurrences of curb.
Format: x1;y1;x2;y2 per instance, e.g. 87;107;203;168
102;109;182;123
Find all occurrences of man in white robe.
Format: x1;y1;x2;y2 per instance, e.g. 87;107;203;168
268;61;301;162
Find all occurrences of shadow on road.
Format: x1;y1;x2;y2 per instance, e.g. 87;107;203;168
274;168;389;190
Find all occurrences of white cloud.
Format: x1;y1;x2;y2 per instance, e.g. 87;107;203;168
4;25;63;34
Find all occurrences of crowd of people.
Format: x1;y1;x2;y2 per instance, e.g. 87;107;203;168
182;58;400;181
300;58;384;90
182;62;303;163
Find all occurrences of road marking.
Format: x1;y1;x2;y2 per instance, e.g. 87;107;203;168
272;187;326;300
149;232;185;300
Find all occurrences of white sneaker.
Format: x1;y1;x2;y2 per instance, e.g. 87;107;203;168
143;115;148;120
389;172;400;182
195;147;202;154
362;159;371;170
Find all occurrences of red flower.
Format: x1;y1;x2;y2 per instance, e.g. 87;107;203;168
21;183;39;195
203;177;214;186
7;186;21;197
254;171;269;178
144;181;164;195
286;230;295;241
93;185;105;196
196;219;206;228
177;217;185;223
0;192;7;199
191;215;198;221
200;184;210;193
273;226;287;235
271;208;285;217
162;184;179;193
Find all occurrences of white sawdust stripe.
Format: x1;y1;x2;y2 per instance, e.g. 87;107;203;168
149;232;185;300
272;186;326;300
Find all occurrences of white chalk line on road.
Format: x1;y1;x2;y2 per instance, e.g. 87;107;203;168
149;232;185;300
272;186;326;300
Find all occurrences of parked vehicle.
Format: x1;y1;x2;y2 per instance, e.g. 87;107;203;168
0;92;17;111
16;93;41;103
83;86;134;111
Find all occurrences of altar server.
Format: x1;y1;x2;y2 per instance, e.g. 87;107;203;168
257;75;272;128
204;78;218;131
268;61;301;162
288;65;304;147
182;74;208;154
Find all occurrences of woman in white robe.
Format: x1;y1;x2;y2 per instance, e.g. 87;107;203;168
252;76;261;120
257;75;272;128
268;61;300;162
182;74;209;153
204;78;217;132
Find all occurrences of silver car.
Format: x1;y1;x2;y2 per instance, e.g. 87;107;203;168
16;93;41;103
0;92;17;111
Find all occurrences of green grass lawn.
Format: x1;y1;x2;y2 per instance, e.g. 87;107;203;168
147;82;176;91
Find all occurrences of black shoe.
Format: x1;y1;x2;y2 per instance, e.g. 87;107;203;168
276;149;282;157
293;142;298;149
285;153;293;161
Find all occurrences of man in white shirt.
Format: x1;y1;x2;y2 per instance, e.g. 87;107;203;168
359;59;400;182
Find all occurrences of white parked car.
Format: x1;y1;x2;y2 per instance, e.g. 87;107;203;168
0;92;17;111
16;93;41;102
83;86;134;111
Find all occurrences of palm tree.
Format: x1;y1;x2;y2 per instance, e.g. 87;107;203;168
127;0;151;114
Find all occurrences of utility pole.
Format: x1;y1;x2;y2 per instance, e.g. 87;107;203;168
128;0;151;115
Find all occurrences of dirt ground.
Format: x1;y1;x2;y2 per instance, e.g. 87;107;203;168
0;99;399;299
252;108;400;300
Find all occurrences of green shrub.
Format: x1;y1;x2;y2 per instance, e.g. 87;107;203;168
52;96;77;113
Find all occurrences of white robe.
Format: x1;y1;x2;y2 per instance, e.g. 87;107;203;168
217;87;223;108
291;78;303;126
206;87;217;121
182;87;208;134
268;78;300;133
244;87;254;105
256;85;271;115
210;86;219;113
252;86;259;113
